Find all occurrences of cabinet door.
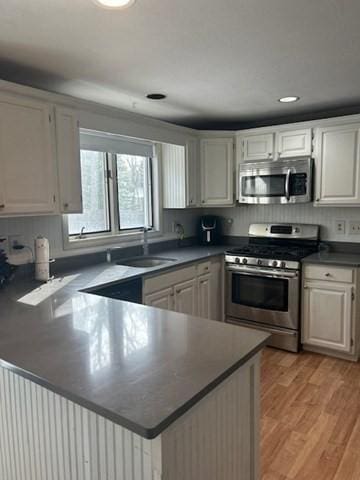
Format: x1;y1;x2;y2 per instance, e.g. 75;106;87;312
162;143;186;208
55;107;82;213
0;93;56;215
197;273;212;319
242;134;274;162
185;138;199;207
174;279;197;316
210;258;224;321
277;129;312;158
315;124;360;205
302;281;353;352
200;138;234;206
144;287;174;311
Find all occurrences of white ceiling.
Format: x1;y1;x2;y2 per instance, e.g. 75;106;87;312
1;0;360;129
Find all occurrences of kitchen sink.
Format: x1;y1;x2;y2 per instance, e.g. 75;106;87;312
116;256;177;268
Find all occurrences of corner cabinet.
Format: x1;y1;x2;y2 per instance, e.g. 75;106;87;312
200;138;234;206
302;264;358;359
55;107;82;214
162;139;199;208
0;93;57;216
314;123;360;206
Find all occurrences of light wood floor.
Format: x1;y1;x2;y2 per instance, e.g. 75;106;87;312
261;348;360;480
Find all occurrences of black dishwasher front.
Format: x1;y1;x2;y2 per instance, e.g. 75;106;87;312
91;278;142;304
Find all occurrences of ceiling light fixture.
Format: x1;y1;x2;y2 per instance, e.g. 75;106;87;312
278;96;300;103
93;0;136;9
146;93;167;100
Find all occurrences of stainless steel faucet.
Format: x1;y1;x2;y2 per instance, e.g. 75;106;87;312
142;227;150;256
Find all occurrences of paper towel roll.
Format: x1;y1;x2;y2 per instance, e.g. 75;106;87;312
35;236;52;282
35;236;50;264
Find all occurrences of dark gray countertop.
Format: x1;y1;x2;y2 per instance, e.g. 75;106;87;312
302;252;360;267
0;245;268;439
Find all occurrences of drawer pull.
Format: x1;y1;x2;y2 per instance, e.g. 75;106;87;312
0;204;4;209
325;273;331;277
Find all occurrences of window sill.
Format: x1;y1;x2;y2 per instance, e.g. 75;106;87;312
63;229;165;252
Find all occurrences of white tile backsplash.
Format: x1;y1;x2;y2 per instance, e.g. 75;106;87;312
2;204;360;261
0;209;202;259
210;204;360;242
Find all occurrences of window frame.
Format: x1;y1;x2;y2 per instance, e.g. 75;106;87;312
114;154;154;233
62;145;162;251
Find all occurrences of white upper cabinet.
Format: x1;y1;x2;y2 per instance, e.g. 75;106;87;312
277;129;312;158
200;137;234;206
55;107;82;214
0;93;57;216
162;139;199;208
314;123;360;205
242;134;274;162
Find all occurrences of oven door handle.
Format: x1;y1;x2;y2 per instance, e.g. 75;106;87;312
285;168;291;201
226;266;298;280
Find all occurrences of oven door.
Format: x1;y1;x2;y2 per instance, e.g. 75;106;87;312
226;265;300;329
239;158;313;204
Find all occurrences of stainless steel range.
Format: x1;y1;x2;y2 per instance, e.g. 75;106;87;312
225;223;319;352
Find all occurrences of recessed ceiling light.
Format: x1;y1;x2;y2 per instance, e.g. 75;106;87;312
278;96;300;103
93;0;136;9
146;93;167;100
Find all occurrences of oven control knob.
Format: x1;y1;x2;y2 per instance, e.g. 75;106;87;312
242;258;248;265
235;257;240;264
257;259;262;266
280;261;286;268
272;260;278;267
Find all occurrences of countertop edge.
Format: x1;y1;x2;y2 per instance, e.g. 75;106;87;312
0;333;269;440
82;249;225;292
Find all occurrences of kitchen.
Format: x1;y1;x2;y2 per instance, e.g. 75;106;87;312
1;1;360;479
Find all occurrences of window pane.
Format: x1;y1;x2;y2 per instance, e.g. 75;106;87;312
116;155;152;230
68;150;110;235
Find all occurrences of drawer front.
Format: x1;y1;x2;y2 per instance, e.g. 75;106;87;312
144;265;197;294
304;264;354;283
197;261;211;276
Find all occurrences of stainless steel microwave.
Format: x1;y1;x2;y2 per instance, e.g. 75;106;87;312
239;157;313;204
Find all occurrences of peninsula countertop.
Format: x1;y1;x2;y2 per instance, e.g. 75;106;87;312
0;245;268;439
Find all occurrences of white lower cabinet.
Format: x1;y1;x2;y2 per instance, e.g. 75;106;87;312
144;287;174;310
197;273;212;319
174;278;197;315
143;257;223;320
302;264;358;358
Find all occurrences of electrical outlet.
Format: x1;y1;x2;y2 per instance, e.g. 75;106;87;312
349;221;360;235
0;236;9;256
334;220;345;235
8;234;25;253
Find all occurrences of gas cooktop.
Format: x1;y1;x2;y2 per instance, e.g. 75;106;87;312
226;244;316;262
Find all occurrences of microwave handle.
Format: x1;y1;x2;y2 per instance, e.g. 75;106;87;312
285;169;291;201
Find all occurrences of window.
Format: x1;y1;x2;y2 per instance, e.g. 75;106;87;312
68;150;110;235
116;154;153;230
66;131;156;242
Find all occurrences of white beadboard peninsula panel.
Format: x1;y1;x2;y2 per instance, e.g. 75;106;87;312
161;353;260;480
213;203;360;242
0;367;161;480
0;353;261;480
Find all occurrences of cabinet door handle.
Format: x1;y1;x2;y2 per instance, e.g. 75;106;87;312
325;273;331;277
0;204;4;209
63;203;69;209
